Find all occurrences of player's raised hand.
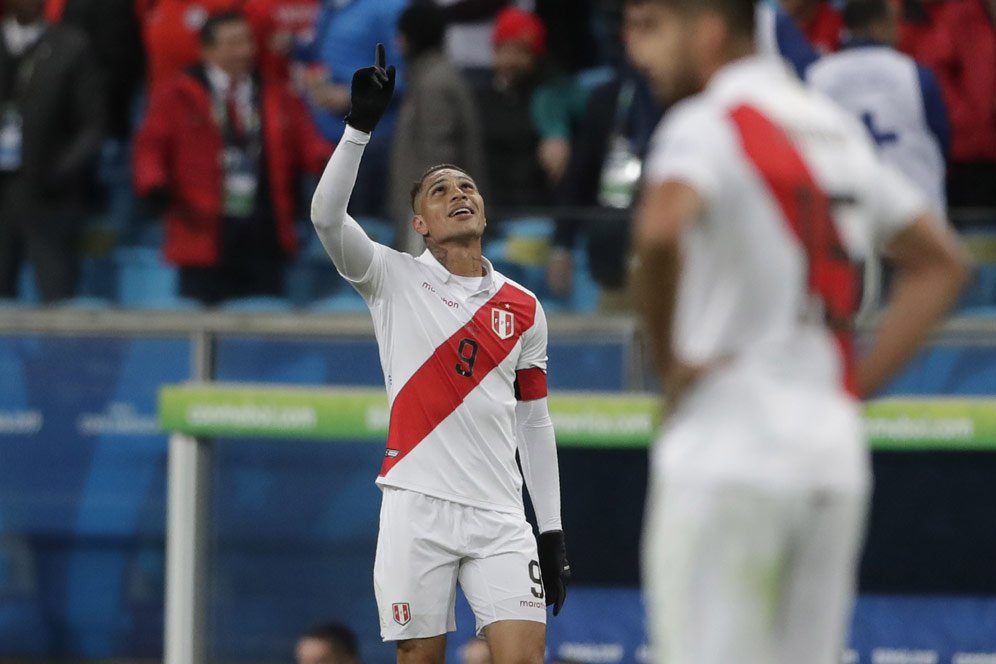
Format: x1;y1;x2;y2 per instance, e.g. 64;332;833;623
538;530;571;615
345;43;396;134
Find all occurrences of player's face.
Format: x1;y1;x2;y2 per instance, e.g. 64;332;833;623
622;2;659;65
626;4;702;103
203;20;257;79
295;638;338;664
413;169;487;244
494;41;537;84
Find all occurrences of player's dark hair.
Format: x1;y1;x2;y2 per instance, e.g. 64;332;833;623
200;11;247;47
649;0;755;36
301;623;358;659
409;163;472;213
843;0;891;31
398;3;447;59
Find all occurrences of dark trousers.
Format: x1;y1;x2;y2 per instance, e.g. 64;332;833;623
178;215;285;306
0;175;80;302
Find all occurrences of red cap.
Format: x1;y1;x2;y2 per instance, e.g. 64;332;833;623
492;7;546;56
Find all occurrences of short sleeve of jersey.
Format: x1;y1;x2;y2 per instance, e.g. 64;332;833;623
644;100;724;203
516;298;548;373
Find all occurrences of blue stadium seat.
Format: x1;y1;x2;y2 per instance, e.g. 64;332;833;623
354;216;396;247
308;290;367;314
959;230;996;309
569;248;600;314
959;305;996;319
59;296;114;310
128;296;203;311
285;256;342;306
221;296;294;312
113;247;178;307
15;265;39;305
78;255;118;300
125;222;165;249
486;217;556;298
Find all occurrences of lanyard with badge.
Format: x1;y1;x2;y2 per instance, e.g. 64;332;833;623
0;40;43;172
214;87;262;219
598;80;643;209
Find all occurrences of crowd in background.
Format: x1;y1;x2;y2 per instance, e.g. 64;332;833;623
0;0;993;308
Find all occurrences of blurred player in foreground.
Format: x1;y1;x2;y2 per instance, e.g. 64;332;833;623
628;0;970;662
310;44;570;664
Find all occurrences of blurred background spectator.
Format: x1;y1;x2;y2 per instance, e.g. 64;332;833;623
808;0;950;216
755;0;822;77
0;0;988;310
898;0;996;211
432;0;515;78
142;0;244;94
779;0;843;53
295;623;360;664
390;1;484;255
52;0;145;142
133;10;331;305
298;0;407;219
242;0;318;88
0;0;105;302
546;0;663;309
433;0;596;76
474;7;556;213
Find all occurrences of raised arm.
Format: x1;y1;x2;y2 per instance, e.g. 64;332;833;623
310;43;396;283
311;126;379;281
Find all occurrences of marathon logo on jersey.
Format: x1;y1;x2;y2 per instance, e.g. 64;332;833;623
492;306;515;340
385;449;399;458
392;602;411;626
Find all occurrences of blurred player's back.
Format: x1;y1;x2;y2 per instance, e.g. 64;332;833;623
634;1;966;662
648;55;930;405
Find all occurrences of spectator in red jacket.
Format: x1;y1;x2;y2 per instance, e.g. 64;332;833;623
780;0;844;52
133;10;332;304
142;0;243;93
900;0;996;208
242;0;317;88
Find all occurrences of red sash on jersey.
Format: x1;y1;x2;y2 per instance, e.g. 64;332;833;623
380;283;537;477
729;104;859;394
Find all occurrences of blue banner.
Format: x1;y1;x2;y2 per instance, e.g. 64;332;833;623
0;335;188;658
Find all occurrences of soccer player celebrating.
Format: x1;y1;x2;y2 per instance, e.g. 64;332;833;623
310;45;570;664
628;1;969;662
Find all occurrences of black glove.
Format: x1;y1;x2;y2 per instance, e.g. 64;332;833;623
537;530;571;616
344;43;396;134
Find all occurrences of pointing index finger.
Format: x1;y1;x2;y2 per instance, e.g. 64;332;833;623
375;43;386;69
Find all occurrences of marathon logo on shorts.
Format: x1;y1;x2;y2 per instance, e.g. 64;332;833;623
385;449;399;458
392;602;411;626
492;306;515;340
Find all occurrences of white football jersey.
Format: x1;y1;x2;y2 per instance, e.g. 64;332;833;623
343;246;548;514
644;56;928;394
807;46;948;214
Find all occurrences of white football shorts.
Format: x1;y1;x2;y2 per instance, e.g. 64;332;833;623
374;487;547;641
642;366;870;664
